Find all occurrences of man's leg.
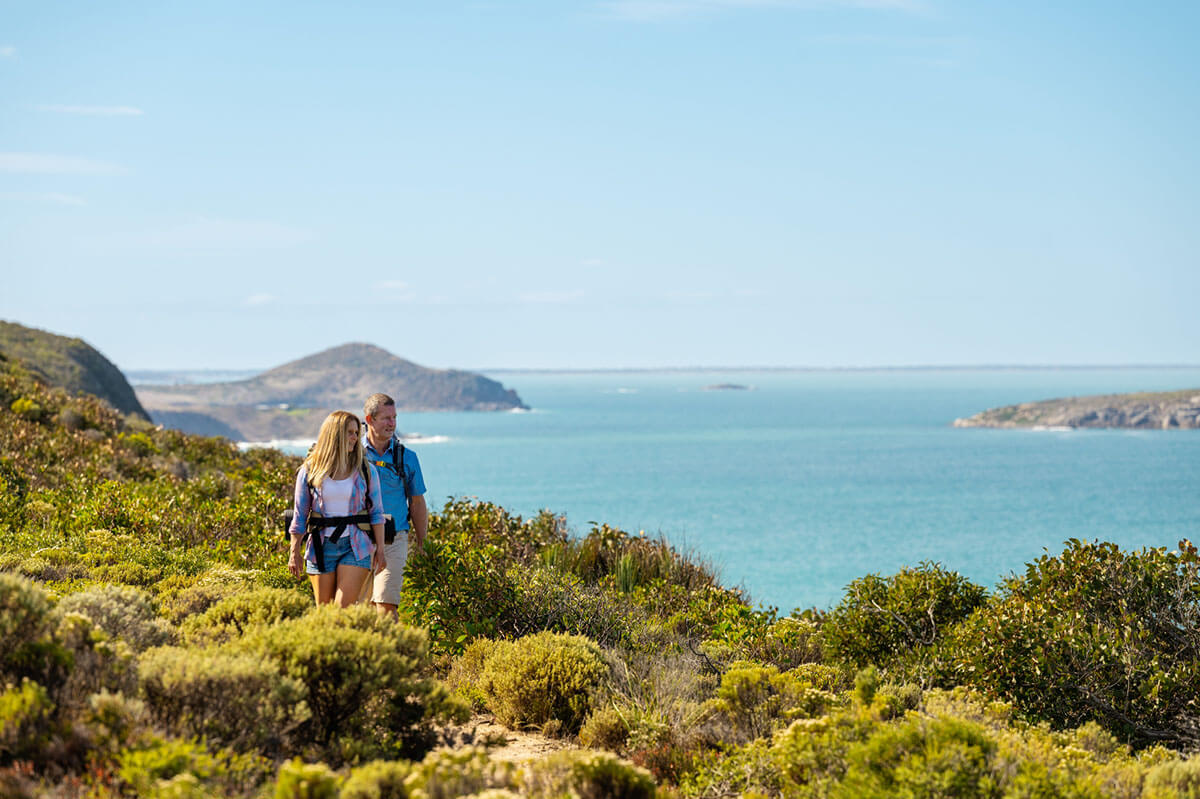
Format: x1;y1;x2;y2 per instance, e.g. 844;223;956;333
371;534;408;617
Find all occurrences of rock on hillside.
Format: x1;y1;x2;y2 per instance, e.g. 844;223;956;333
954;388;1200;430
137;342;527;440
0;320;149;420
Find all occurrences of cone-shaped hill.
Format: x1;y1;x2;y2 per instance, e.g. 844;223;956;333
137;342;527;440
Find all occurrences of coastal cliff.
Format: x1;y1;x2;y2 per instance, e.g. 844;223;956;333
0;320;149;420
954;388;1200;430
137;342;527;440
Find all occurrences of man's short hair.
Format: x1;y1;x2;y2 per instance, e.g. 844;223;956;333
364;393;395;419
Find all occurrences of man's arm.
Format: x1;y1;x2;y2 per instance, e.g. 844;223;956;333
410;494;428;550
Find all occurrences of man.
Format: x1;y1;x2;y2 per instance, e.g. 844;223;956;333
362;392;428;617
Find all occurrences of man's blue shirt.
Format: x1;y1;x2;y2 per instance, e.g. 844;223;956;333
364;436;426;530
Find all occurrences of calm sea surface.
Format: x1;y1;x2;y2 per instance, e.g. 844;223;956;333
279;369;1200;610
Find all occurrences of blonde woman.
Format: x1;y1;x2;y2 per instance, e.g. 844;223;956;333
287;411;386;606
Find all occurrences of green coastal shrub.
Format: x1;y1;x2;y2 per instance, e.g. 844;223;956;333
138;646;310;755
701;606;824;672
57;584;175;652
405;747;517;799
401;529;520;653
342;759;413;799
234;604;463;764
580;706;631;752
117;737;272;798
478;631;610;734
182;586;311;645
447;637;499;711
835;715;998;799
505;565;642;648
0;574;70;688
940;539;1200;748
85;689;149;755
523;750;656;799
275;759;341;799
0;679;54;763
822;562;987;673
708;661;845;743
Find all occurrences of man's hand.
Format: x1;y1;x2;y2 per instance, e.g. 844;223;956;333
411;494;429;551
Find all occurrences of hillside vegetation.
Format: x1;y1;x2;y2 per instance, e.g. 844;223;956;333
3;355;1200;798
0;320;148;420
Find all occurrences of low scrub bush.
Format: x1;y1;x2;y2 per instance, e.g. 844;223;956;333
708;661;846;743
234;604;464;764
342;758;412;799
57;584;175;652
523;750;656;799
138;646;309;755
116;737;272;798
0;573;69;687
940;539;1200;748
274;758;341;799
405;747;517;799
580;706;631;752
478;631;611;734
181;586;311;645
822;562;987;674
0;679;54;764
446;637;499;711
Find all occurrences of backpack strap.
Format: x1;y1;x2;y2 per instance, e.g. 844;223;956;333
392;438;413;529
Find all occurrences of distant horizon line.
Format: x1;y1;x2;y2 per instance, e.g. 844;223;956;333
125;363;1200;378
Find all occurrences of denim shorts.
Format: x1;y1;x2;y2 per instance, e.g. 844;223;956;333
305;531;372;575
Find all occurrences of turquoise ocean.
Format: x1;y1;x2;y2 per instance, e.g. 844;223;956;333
275;369;1199;611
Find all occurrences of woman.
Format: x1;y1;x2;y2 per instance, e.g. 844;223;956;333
288;411;386;606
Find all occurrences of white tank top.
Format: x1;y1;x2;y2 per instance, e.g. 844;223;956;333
321;473;355;516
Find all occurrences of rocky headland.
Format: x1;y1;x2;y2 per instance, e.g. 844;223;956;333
954;388;1200;430
0;320;149;420
137;342;527;440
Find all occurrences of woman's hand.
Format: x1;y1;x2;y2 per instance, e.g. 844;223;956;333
373;548;387;574
288;537;305;579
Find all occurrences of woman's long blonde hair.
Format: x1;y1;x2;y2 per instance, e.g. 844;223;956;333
305;411;364;489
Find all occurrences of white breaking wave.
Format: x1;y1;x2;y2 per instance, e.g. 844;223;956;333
238;438;315;452
400;434;450;444
1030;425;1075;432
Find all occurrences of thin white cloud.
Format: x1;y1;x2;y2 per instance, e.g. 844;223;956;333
0;191;87;206
0;152;126;175
602;0;924;21
103;217;315;252
244;293;277;307
0;46;15;58
377;279;409;291
518;290;586;304
38;104;144;117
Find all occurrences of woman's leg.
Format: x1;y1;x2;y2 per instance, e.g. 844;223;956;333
334;565;371;608
310;572;338;604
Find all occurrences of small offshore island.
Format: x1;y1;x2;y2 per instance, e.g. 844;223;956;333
954;387;1200;430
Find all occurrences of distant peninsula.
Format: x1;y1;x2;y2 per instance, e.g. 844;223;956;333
954;388;1200;430
0;320;149;420
137;342;528;441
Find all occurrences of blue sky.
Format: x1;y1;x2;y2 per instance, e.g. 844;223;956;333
2;1;1197;370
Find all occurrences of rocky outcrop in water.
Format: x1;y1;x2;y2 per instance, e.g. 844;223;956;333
954;389;1200;430
137;342;527;440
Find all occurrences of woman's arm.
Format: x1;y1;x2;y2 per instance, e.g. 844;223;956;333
288;465;310;579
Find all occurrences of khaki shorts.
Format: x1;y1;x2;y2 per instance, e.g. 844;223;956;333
371;534;409;606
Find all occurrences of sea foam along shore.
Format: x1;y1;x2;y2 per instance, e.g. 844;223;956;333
237;433;450;452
